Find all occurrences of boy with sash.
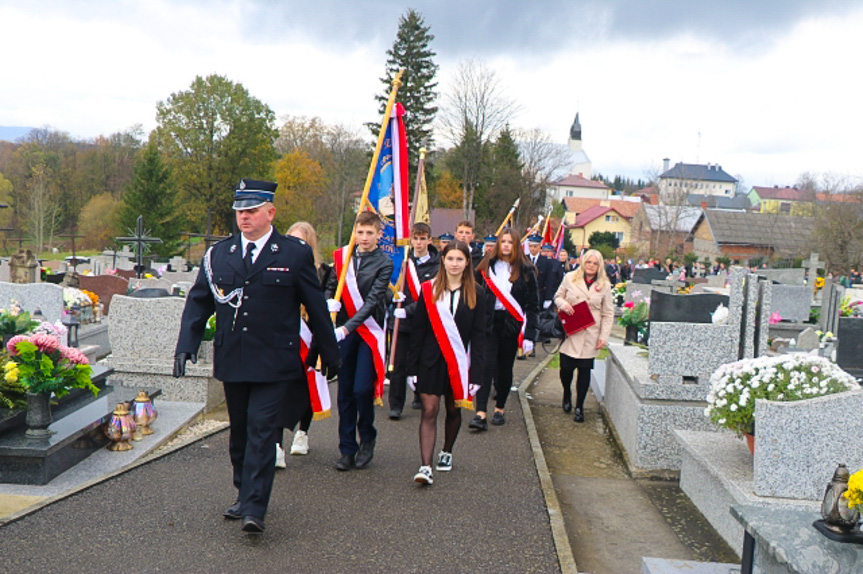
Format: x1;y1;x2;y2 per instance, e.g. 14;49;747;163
326;211;394;470
388;222;440;420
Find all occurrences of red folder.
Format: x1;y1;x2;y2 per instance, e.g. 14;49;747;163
558;302;595;335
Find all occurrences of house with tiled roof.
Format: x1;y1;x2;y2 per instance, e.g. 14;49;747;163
630;204;703;255
692;210;814;263
549;173;610;203
747;185;816;216
658;160;738;201
562;197;643;251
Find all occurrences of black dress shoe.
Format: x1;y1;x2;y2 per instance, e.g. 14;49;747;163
562;400;572;414
355;440;375;469
468;415;488;431
411;397;422;410
491;411;506;426
335;453;355;471
573;408;584;423
241;516;265;533
223;500;242;520
516;354;527;360
388;408;402;420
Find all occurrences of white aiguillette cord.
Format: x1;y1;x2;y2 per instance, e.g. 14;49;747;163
203;247;244;330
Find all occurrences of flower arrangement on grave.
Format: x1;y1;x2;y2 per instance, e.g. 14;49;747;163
768;311;783;324
677;284;693;295
63;287;92;308
0;300;40;337
705;354;857;436
81;289;99;306
844;468;863;511
814;276;825;291
815;330;836;343
840;295;862;318
40;266;51;281
4;334;97;398
618;291;649;328
612;282;626;306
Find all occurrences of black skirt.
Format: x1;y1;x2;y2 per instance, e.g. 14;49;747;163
415;359;454;397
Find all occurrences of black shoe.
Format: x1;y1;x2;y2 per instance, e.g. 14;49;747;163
223;500;242;520
468;415;488;431
355;440;375;469
335;453;355;471
527;351;536;358
562;400;572;414
388;408;402;420
241;516;265;533
411;397;422;410
491;411;506;426
573;408;584;423
516;354;527;360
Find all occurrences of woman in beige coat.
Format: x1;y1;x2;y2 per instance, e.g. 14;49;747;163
553;249;614;422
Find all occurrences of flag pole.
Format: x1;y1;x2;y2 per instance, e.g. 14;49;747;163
540;206;553;240
331;69;405;322
521;215;544;243
388;147;426;372
494;197;520;236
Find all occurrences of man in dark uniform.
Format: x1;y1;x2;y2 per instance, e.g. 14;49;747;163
521;235;548;359
388;222;440;419
173;179;339;534
542;242;564;306
483;234;497;256
438;232;454;250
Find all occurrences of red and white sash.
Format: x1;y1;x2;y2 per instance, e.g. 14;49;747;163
482;267;526;347
421;281;474;409
405;258;421;301
299;318;331;420
334;246;386;406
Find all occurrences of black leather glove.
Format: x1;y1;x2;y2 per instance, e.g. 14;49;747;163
304;340;320;369
320;357;341;380
173;352;197;378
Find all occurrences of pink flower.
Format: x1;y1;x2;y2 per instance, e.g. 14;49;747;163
61;346;89;365
768;311;783;324
624;301;635;309
31;333;60;354
6;335;28;356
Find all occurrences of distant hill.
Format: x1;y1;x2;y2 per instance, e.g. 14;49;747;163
0;126;36;142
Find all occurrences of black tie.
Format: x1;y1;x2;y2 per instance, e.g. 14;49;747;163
244;242;256;272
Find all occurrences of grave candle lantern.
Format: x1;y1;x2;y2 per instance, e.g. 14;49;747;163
132;391;158;436
105;402;135;451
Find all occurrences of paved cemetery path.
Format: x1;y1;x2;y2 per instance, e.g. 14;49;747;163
0;356;560;574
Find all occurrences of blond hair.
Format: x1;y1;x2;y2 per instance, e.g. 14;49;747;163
286;221;321;267
571;248;610;291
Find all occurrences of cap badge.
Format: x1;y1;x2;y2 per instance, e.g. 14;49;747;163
239;180;246;190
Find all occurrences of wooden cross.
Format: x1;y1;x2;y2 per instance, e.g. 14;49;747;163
58;227;86;271
116;215;163;279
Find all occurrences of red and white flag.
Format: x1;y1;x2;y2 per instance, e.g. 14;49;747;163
421;281;474;409
334;246;387;406
299;318;331;420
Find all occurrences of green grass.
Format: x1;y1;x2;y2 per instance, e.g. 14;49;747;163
547;346;609;369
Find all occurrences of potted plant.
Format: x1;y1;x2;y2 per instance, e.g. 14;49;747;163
5;334;99;437
0;300;40;346
618;291;649;345
612;282;626;307
705;354;856;453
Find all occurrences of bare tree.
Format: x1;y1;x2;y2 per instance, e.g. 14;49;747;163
27;164;62;253
320;124;367;247
516;127;572;228
438;60;520;219
808;172;863;273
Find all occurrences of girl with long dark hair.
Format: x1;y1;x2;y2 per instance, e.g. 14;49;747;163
470;229;539;430
407;241;487;485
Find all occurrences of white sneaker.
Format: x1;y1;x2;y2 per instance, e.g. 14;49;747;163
275;444;287;469
413;465;434;485
436;451;453;472
290;430;309;455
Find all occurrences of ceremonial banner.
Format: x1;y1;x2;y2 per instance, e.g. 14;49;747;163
553;221;566;257
542;216;554;245
414;152;430;225
299;318;331;420
367;102;409;287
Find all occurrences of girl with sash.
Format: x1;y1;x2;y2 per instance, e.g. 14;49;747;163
553;248;614;423
274;222;333;468
471;229;539;430
407;241;487;485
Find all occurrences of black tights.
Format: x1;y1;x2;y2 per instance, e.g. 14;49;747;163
559;354;594;410
419;393;461;467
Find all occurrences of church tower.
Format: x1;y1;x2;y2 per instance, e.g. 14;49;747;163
567;112;591;178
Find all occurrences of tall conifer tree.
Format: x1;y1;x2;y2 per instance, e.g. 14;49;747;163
371;9;439;181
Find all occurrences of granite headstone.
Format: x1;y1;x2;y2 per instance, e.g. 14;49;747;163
649;291;730;324
632;267;667;285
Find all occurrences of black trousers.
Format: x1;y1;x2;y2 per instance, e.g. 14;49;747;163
223;381;290;520
388;330;415;410
559;353;594;410
475;312;520;412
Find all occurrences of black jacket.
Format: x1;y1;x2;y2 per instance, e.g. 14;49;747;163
544;259;565;302
477;258;540;342
326;246;394;333
407;284;487;388
529;254;552;301
394;245;440;333
175;231;339;383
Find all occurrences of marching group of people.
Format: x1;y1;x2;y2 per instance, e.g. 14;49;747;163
173;178;614;534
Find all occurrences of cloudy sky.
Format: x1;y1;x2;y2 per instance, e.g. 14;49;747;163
2;0;862;187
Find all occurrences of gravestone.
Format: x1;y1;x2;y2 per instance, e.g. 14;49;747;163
9;249;39;283
129;277;174;292
0;282;64;322
648;291;730;324
802;252;825;302
755;268;806;285
836;317;863;378
632;267;667;284
795;327;819;351
106;295;222;408
706;274;727;288
0;259;9;282
769;284;811;323
161;269;199;284
819;281;844;334
78;274;129;315
169;256;186;271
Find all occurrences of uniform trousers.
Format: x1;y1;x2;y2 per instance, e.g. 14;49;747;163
337;332;377;456
223;380;290;520
475;312;520;412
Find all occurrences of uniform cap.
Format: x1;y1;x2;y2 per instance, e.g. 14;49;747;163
484;234;497;243
541;243;554;250
439;232;454;240
232;179;277;210
528;234;543;244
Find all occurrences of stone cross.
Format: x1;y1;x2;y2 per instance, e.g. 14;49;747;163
802;252;825;302
116;215;163;279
